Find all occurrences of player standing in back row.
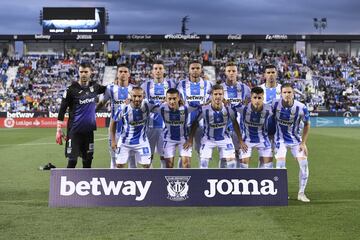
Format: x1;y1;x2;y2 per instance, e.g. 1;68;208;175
141;60;174;167
96;64;136;168
221;62;251;168
177;60;212;167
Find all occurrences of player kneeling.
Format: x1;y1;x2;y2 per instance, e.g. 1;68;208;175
184;84;246;168
235;87;273;168
152;88;198;168
110;87;156;168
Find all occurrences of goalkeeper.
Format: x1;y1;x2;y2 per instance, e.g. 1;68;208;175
56;62;106;168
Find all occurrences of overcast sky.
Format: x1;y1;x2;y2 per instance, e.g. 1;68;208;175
1;0;360;34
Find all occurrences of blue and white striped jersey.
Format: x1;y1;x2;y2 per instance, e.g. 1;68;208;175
104;83;134;117
177;78;212;124
236;103;272;146
103;83;134;133
196;104;236;141
260;83;281;104
113;101;156;145
141;79;174;129
222;81;251;132
152;103;199;142
272;99;310;144
221;82;251;106
177;78;211;104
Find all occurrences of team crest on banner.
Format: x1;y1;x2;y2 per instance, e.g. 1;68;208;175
165;176;190;201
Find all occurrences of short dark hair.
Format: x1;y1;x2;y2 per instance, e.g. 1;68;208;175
225;61;237;67
251;86;264;95
211;84;224;94
117;63;129;70
131;86;144;93
281;83;294;90
79;61;92;69
166;88;179;95
153;60;164;66
264;64;276;72
189;59;202;66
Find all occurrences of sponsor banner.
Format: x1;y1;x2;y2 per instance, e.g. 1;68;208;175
0;111;111;118
0;118;107;128
310;117;360;127
164;34;201;40
49;169;288;207
125;34;152;40
5;34;360;41
3;111;357;118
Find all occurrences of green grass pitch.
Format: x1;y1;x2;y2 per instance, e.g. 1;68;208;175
0;127;359;240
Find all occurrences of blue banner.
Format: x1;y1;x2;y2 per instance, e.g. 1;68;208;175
310;117;360;127
49;169;288;207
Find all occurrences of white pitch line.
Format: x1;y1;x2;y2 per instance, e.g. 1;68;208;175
0;137;108;147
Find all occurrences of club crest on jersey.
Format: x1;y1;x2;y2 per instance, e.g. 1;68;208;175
90;86;94;92
165;176;190;201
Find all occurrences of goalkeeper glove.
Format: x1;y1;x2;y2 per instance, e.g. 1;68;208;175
56;121;66;145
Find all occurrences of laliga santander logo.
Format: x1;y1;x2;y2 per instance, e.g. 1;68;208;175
33;119;41;126
4;118;15;128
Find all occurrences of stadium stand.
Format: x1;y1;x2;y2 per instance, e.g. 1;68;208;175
0;40;360;113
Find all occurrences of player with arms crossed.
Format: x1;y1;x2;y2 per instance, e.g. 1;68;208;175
221;62;251;168
184;84;246;168
110;87;156;168
258;64;282;168
272;83;311;202
96;64;136;168
177;60;212;167
141;60;174;167
56;62;106;168
235;87;273;168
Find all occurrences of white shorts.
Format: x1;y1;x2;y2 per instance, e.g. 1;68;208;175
200;137;235;159
274;142;307;159
109;138;136;168
162;140;192;158
147;128;164;156
240;142;273;159
115;141;152;165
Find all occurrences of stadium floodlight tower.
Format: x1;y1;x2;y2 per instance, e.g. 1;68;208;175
181;16;189;34
313;17;327;34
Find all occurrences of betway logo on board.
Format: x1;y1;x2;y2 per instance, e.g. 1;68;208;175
204;178;278;198
60;176;151;201
7;112;34;118
34;34;51;40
